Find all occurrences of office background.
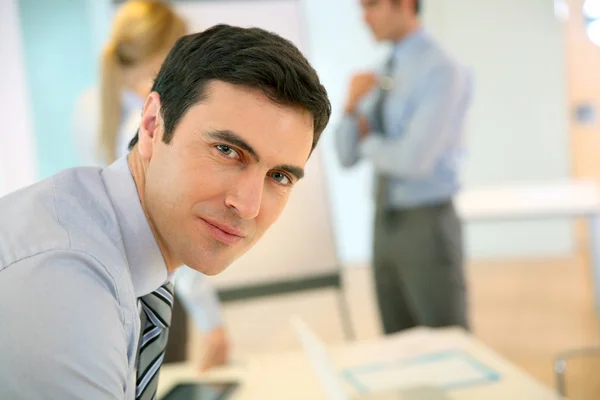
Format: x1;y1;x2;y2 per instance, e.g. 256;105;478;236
3;0;600;396
1;0;577;263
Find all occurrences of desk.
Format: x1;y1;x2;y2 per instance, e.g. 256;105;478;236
456;180;600;312
157;327;560;400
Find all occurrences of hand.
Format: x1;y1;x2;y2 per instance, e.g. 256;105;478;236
199;327;229;372
358;115;370;140
345;73;378;114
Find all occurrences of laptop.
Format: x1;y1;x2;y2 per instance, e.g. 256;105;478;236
290;317;450;400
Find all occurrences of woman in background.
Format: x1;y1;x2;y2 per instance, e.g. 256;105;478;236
73;0;229;371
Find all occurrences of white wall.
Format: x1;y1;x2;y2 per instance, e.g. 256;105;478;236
0;0;37;196
300;0;390;265
301;0;572;265
426;0;572;258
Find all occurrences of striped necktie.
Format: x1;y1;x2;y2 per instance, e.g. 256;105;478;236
135;282;174;400
374;52;397;209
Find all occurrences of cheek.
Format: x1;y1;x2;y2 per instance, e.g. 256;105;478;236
184;172;226;209
149;157;203;218
180;153;233;202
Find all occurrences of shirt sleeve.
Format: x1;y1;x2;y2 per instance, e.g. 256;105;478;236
0;250;129;400
334;113;363;168
359;63;471;179
173;266;224;333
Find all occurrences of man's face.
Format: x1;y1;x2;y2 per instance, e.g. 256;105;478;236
360;0;407;42
138;81;314;275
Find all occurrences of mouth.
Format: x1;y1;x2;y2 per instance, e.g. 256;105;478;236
199;217;245;246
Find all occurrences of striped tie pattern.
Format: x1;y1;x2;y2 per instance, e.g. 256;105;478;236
135;282;174;400
374;52;397;209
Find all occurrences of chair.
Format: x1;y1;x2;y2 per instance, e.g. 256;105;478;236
554;347;600;399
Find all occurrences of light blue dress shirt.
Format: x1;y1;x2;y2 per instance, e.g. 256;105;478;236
1;157;176;399
335;29;474;208
73;87;223;333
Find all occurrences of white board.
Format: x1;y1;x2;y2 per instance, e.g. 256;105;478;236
176;0;339;289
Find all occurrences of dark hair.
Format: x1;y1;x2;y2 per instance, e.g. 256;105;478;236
128;24;331;152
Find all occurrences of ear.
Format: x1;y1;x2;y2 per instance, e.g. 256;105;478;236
137;92;163;162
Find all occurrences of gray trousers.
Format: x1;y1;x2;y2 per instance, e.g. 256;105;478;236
373;200;469;334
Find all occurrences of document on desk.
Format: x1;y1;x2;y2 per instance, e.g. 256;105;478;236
342;349;501;394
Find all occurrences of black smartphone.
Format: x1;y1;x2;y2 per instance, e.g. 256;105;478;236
161;382;239;400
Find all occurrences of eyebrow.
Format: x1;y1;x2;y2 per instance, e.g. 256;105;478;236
279;165;305;181
205;129;305;180
206;129;260;161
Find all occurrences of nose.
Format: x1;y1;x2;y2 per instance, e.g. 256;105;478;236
224;170;264;220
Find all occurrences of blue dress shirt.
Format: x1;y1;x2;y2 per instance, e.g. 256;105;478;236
0;157;171;399
335;29;474;208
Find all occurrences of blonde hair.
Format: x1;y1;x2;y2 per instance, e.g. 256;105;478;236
99;0;186;164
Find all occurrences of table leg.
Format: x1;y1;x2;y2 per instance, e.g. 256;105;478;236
588;214;600;315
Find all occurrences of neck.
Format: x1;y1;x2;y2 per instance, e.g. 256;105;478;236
127;148;179;273
392;19;421;43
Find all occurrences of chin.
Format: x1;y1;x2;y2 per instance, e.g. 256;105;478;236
184;262;224;276
201;265;227;276
185;256;233;276
369;28;381;41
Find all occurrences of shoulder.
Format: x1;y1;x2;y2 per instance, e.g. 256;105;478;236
0;248;127;318
405;39;471;97
0;166;135;314
0;167;126;280
420;35;471;81
0;166;140;398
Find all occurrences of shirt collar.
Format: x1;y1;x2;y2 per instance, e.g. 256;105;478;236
392;28;428;61
101;155;168;297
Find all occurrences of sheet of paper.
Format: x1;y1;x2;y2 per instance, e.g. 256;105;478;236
342;350;500;394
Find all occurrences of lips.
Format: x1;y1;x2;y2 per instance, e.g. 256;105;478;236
199;217;245;246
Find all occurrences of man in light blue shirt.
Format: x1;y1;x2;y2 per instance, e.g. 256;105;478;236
336;0;473;333
0;25;330;400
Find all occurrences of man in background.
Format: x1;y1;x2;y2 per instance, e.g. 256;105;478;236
335;0;473;334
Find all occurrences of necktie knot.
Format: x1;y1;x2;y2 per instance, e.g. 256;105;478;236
140;282;174;328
